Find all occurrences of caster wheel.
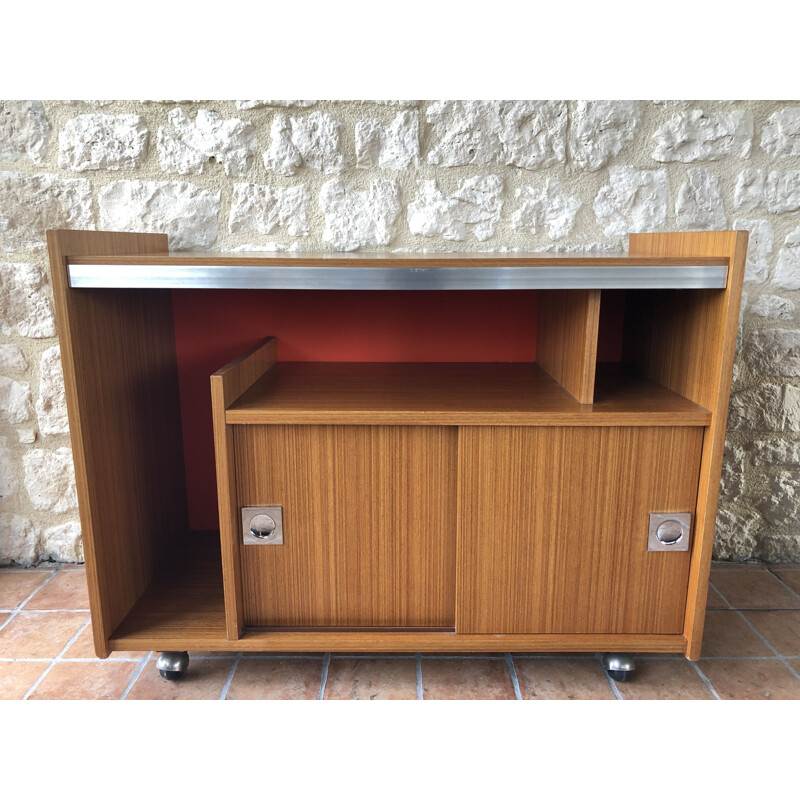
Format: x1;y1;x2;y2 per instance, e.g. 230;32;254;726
156;651;189;681
602;653;636;682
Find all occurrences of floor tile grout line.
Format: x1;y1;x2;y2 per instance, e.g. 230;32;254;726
707;580;736;610
689;661;721;700
0;569;63;633
710;573;800;611
505;654;522;700
0;658;57;663
330;654;419;659
781;659;800;683
707;583;730;609
318;653;331;700
766;571;800;604
21;617;91;700
219;652;242;700
0;656;149;663
734;609;800;685
735;610;784;657
708;607;800;612
120;651;153;700
0;609;91;614
416;653;423;700
0;566;61;575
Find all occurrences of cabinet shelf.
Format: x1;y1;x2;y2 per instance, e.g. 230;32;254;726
225;361;712;427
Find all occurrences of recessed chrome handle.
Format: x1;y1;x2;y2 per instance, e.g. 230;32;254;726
242;506;284;545
648;513;691;552
250;513;277;539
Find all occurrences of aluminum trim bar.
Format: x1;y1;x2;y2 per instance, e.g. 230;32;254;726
68;263;728;290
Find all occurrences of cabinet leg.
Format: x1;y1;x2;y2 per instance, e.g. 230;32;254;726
602;653;636;682
156;651;190;681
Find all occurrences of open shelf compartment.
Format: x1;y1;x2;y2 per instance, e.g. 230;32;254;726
225;356;712;427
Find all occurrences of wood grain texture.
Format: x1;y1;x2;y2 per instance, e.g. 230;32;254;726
235;425;457;627
46;229;183;659
227;362;711;427
112;629;685;653
210;338;277;638
110;535;684;653
457;426;703;635
110;532;227;644
71;252;729;267
537;289;601;403
628;231;748;659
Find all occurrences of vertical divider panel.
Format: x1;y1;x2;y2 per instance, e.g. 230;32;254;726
626;231;748;659
536;289;601;404
46;230;183;658
210;337;277;638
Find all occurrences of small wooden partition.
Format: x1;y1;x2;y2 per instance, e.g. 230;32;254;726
47;230;745;660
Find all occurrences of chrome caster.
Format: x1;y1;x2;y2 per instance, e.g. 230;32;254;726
157;651;189;681
602;653;636;682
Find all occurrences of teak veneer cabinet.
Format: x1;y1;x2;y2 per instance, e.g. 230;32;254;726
47;229;747;682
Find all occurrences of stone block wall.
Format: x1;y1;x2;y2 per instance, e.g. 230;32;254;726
1;99;799;564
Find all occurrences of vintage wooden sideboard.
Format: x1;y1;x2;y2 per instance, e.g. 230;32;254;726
46;229;746;682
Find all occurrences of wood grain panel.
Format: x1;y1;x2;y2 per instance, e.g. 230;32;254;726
537;289;601;403
110;535;684;652
110;531;228;645
235;425;457;627
210;338;277;638
46;229;184;658
457;426;703;635
628;231;748;658
227;362;711;427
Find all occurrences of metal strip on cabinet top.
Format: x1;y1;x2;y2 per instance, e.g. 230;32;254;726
67;263;729;290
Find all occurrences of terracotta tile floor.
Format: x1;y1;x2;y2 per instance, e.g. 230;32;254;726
2;562;800;700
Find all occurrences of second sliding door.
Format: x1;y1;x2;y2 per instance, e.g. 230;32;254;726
456;425;704;634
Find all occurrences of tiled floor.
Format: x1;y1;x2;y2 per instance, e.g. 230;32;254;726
2;563;800;699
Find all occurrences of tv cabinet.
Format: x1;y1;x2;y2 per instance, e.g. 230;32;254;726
46;229;746;683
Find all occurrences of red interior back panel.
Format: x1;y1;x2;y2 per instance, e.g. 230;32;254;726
172;288;625;530
173;289;544;530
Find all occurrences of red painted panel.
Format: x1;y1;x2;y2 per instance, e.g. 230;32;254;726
173;289;540;530
597;289;626;363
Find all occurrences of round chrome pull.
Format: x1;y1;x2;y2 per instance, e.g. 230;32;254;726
250;513;277;539
655;519;685;546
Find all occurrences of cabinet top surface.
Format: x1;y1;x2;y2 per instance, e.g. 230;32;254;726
67;251;729;290
69;251;730;266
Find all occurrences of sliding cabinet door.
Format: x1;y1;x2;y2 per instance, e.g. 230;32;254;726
236;424;457;628
457;426;703;634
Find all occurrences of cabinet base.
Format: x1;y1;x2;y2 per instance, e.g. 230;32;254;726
111;630;687;656
106;533;690;659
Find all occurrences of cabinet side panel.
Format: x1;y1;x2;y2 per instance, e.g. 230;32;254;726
627;232;747;658
537;289;600;403
210;338;277;638
457;426;703;635
47;230;186;657
236;425;457;627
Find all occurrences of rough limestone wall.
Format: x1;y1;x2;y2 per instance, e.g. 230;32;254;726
1;99;799;564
